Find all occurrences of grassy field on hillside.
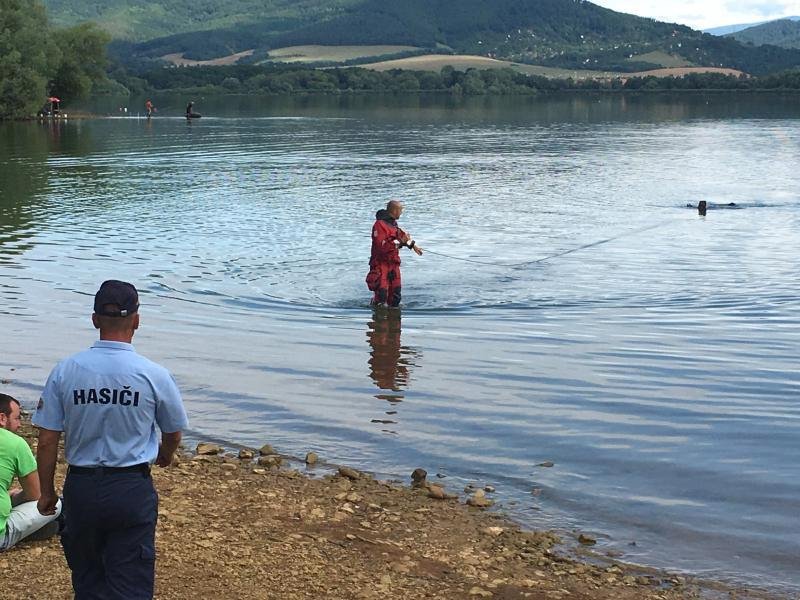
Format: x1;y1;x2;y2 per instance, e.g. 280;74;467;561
360;53;745;79
161;50;255;66
159;45;422;67
627;51;693;68
360;54;618;79
155;47;747;80
624;66;744;78
265;45;421;63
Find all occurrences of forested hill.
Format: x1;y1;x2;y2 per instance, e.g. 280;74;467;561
265;0;800;74
44;0;800;75
40;0;362;42
726;19;800;49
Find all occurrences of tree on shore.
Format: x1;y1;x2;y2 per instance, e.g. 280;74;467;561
0;0;57;118
0;0;110;119
49;23;111;101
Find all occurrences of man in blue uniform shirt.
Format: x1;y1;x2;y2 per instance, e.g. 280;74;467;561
34;280;189;600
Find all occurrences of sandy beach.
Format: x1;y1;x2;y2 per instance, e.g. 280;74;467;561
0;417;782;600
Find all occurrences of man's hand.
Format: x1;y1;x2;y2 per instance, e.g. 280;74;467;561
38;492;58;516
156;432;182;468
155;447;173;468
413;245;423;256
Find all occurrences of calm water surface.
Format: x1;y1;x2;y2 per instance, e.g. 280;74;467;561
1;94;799;594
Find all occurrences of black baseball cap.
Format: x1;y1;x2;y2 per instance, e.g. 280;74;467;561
94;280;139;317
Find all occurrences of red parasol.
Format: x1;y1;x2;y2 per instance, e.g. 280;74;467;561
48;97;61;102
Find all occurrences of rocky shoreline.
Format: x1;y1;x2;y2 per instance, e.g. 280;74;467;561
0;418;781;599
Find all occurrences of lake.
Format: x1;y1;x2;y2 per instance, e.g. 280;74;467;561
1;93;799;594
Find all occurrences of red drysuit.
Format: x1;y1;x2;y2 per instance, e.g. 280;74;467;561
366;209;407;307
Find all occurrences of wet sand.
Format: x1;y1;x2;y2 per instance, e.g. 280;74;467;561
0;418;781;600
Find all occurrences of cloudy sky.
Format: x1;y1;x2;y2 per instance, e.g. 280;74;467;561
591;0;800;30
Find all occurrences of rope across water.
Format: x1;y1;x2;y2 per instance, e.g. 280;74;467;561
421;219;674;269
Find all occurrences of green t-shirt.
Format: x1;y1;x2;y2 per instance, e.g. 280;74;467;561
0;428;38;537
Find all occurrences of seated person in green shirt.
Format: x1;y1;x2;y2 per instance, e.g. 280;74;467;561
0;393;62;550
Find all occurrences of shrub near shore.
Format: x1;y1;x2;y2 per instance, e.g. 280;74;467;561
0;415;760;599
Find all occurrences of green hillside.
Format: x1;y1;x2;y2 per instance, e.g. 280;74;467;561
41;0;361;41
270;0;800;74
727;19;800;49
43;0;800;75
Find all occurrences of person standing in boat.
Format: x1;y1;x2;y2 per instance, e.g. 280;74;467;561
145;99;154;118
185;101;194;118
366;200;423;308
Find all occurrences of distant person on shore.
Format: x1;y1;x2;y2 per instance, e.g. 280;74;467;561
145;99;154;118
34;280;189;599
0;393;62;552
367;200;423;308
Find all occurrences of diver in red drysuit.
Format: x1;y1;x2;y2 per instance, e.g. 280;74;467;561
366;200;423;307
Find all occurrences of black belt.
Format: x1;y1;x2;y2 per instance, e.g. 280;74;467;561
69;463;150;475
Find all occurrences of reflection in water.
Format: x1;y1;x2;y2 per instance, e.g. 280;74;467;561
0;120;95;265
0;120;97;315
366;309;421;430
0;123;54;264
83;92;800;124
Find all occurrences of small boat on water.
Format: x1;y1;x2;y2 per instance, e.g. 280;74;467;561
186;101;202;119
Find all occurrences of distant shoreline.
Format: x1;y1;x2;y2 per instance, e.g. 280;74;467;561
4;87;800;122
95;87;800;99
4;88;800;121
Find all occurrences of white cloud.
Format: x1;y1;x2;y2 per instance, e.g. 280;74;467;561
591;0;800;30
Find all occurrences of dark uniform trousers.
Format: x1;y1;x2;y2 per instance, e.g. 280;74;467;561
62;466;158;600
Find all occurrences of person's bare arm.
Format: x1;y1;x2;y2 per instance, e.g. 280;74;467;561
36;428;61;515
156;431;182;467
9;486;24;506
17;469;41;504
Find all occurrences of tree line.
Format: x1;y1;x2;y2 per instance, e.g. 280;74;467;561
114;63;800;96
0;0;110;119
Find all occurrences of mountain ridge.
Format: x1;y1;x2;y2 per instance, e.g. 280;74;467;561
43;0;800;75
705;16;800;36
725;18;800;49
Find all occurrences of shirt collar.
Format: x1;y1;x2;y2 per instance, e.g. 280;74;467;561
91;340;135;352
